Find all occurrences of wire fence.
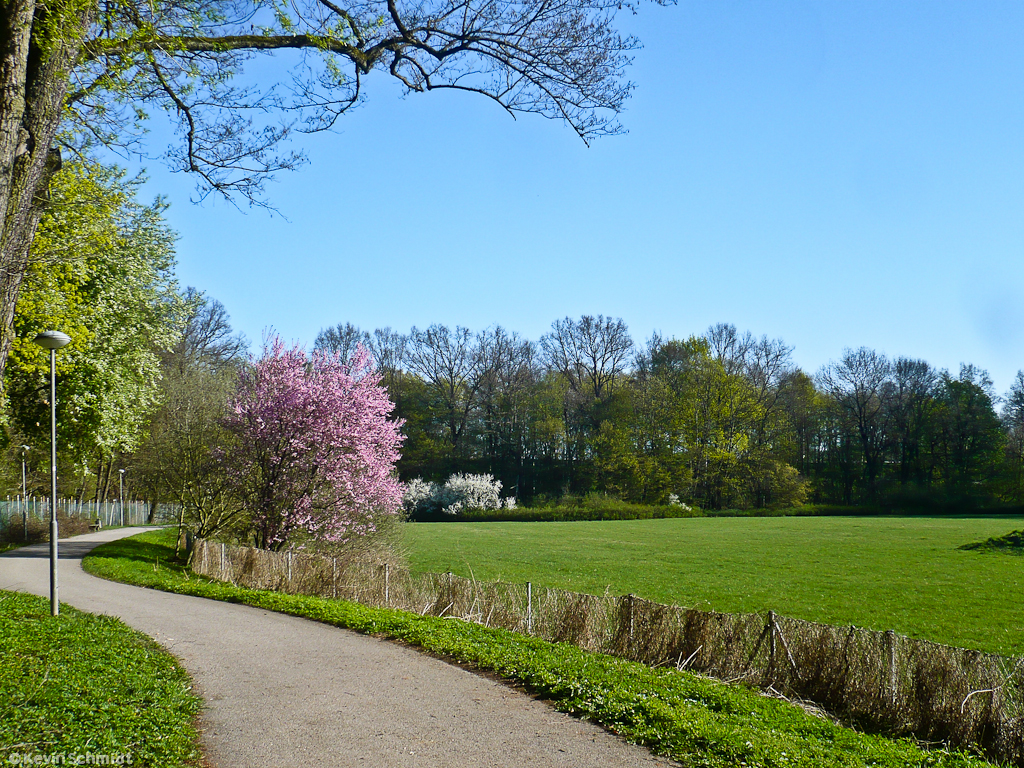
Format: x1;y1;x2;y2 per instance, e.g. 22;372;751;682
0;497;179;534
193;538;1024;766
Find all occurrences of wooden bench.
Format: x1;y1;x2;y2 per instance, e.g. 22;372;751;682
88;519;103;532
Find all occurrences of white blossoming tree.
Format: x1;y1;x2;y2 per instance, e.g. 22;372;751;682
402;473;515;518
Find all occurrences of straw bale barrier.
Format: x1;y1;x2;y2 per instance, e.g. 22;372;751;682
193;539;1024;765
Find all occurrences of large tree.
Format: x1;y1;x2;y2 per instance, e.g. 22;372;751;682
541;315;633;405
1000;370;1024;502
222;337;404;549
5;159;184;498
404;324;486;461
932;364;1002;499
0;0;654;382
817;347;893;498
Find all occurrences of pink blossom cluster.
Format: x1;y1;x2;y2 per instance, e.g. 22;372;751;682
223;336;405;549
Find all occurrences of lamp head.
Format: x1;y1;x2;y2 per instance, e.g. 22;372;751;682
32;331;71;350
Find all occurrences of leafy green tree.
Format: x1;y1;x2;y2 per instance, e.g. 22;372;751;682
5;160;184;498
885;358;939;489
932;365;1003;501
682;342;763;508
776;370;820;478
393;373;450;480
1000;371;1024;502
589;339;688;503
591;392;680;503
705;324;800;508
631;334;783;509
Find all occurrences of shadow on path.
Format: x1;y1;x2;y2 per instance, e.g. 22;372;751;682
2;540;108;560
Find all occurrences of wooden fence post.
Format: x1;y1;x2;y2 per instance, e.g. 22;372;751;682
384;563;390;607
220;542;226;579
628;594;635;645
332;557;337;599
527;582;533;635
886;629;897;705
768;611;777;671
287;551;293;591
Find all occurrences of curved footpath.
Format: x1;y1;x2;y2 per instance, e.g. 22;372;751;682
0;529;678;767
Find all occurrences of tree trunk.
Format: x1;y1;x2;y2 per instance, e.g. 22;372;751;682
0;0;90;383
92;458;102;502
99;458;111;502
174;502;185;558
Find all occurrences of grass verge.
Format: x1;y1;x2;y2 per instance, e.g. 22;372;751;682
0;589;202;766
83;529;993;768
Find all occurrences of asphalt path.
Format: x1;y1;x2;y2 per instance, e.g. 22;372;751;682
0;529;679;767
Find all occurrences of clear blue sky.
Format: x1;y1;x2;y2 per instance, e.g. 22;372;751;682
125;0;1024;396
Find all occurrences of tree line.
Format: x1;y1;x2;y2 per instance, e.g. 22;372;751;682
6;157;1020;516
315;318;1024;510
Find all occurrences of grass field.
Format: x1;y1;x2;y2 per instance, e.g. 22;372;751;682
402;515;1024;656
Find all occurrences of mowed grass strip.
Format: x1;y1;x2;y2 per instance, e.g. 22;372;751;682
84;530;994;768
0;589;202;766
402;516;1024;656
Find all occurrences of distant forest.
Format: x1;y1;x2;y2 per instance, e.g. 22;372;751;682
315;317;1024;511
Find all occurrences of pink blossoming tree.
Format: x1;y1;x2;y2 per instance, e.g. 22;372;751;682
223;337;404;550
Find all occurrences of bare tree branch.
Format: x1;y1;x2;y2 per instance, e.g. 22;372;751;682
60;0;655;202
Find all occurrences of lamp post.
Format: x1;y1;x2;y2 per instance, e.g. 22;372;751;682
20;444;29;541
118;469;125;526
32;330;71;617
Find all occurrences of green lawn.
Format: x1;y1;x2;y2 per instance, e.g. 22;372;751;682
403;515;1024;656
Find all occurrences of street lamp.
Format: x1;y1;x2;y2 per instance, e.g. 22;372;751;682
32;330;71;617
118;469;125;526
20;444;29;541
